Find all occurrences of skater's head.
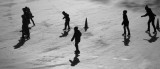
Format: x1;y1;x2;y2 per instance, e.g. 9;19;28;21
123;10;127;14
25;6;30;11
25;6;28;9
62;11;66;15
74;27;78;31
145;5;149;10
22;8;26;12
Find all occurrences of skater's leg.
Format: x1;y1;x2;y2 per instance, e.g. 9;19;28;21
22;31;25;38
147;19;151;32
27;29;30;39
68;20;70;29
25;26;30;40
151;18;157;33
123;26;126;35
22;30;24;38
67;24;70;29
127;26;130;35
75;42;80;53
65;20;70;30
64;22;67;30
26;27;30;39
31;18;35;26
22;26;26;38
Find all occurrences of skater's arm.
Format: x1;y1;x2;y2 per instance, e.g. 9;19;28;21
153;13;156;17
122;21;124;25
63;16;65;19
122;15;126;25
141;13;148;17
31;18;35;26
71;33;75;41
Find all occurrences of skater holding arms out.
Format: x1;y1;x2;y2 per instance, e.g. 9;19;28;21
141;5;157;34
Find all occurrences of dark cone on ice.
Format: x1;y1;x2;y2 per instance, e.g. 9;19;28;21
156;18;160;32
84;18;89;32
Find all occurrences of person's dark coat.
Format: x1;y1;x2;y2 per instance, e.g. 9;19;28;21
141;6;156;19
122;13;129;26
71;30;82;43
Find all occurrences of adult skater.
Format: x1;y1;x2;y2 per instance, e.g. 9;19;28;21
141;5;157;34
62;11;70;30
21;7;30;40
122;10;130;36
71;27;82;54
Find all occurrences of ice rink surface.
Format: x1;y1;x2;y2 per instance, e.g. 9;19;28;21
0;0;160;69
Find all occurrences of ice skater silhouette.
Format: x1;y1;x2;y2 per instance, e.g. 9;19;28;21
71;27;82;54
141;5;157;34
21;7;30;40
122;10;130;36
62;11;70;30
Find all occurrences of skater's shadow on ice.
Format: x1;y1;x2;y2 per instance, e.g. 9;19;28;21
144;32;159;43
14;37;27;49
69;53;80;66
59;29;70;37
123;35;130;46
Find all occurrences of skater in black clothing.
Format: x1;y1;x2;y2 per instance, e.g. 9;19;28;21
62;11;70;30
25;6;35;26
71;27;82;54
21;8;30;40
122;10;130;36
141;5;157;34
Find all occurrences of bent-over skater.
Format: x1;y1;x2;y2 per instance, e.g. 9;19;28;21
62;11;70;30
141;5;156;34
